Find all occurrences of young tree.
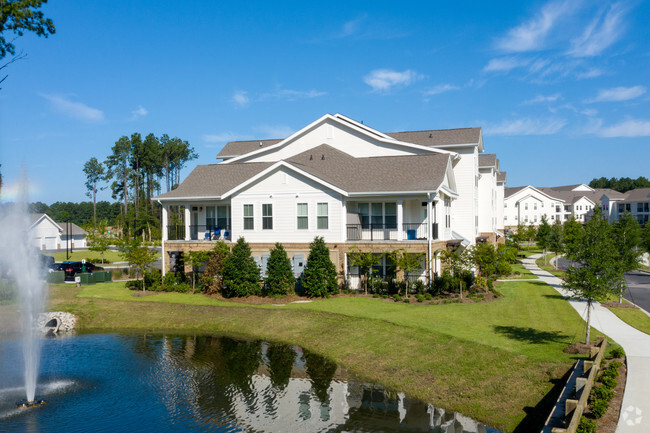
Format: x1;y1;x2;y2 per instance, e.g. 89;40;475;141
563;207;623;343
264;243;296;296
302;236;338;297
200;241;230;295
118;239;158;291
222;237;260;297
536;215;551;265
643;222;650;255
546;221;564;269
471;243;497;278
347;246;381;294
83;157;106;230
612;213;642;302
496;243;517;276
86;220;112;264
441;248;472;299
388;249;425;297
186;250;210;292
563;217;583;266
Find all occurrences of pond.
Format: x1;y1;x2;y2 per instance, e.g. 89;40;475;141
0;334;501;432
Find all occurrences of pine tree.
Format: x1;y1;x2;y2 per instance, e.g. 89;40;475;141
222;237;260;297
264;243;296;296
302;237;338;297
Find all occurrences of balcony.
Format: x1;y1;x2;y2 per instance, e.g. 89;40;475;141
167;224;232;241
346;223;438;242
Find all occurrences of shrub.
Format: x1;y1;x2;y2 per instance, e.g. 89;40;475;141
222;237;261;297
393;294;402;302
369;276;389;295
474;276;487;288
144;268;162;291
592;385;614;402
424;293;432;301
372;293;379;298
415;294;424;303
600;375;617;389
601;368;618;380
264;243;296;297
162;271;190;293
590;397;609;418
201;241;230;295
403;298;410;303
301;237;338;297
608;360;623;370
577;416;597;433
609;346;625;359
0;281;15;304
411;279;427;294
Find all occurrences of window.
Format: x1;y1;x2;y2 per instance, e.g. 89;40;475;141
297;203;308;229
262;204;273;230
525;203;528;210
217;205;229;229
385;202;397;229
371;203;383;226
243;204;254;230
206;206;216;229
504;216;508;221
504;203;507;208
317;203;328;229
445;198;451;228
534;215;537;222
358;203;370;228
626;204;631;212
534;203;537;210
638;203;644;213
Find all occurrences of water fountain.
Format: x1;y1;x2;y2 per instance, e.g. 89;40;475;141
0;174;48;407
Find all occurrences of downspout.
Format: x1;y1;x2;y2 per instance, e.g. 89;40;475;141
427;192;432;290
157;200;165;276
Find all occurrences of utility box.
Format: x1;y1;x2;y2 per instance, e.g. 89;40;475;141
292;254;305;278
47;271;65;283
78;273;94;285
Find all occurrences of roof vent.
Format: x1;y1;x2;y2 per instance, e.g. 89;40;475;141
429;133;432;138
321;154;325;160
259;141;263;147
309;155;313;160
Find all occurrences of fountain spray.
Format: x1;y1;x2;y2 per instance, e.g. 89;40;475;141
0;172;48;406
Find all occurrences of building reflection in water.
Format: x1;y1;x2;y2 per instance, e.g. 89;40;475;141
137;334;497;433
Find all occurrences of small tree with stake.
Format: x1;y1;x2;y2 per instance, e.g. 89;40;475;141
388;249;425;297
347;246;381;294
186;250;210;293
441;247;472;299
563;207;623;343
118;238;158;291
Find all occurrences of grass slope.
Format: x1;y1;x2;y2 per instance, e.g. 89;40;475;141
47;279;601;432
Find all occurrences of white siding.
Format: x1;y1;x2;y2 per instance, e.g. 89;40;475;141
241;120;424;163
230;167;343;243
449;147;478;242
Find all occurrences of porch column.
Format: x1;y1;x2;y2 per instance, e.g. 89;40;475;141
397;200;403;241
427;195;434;288
184;205;191;241
161;205;168;276
341;198;347;242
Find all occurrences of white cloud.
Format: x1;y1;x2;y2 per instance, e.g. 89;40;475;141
483;57;531;73
496;0;574;52
260;88;326;101
485;118;567;136
340;14;367;37
130;105;148;121
576;67;605;79
588;85;646;102
424;84;459;96
363;69;422;91
523;93;562;104
569;2;628;57
594;119;650;137
202;132;251;143
232;90;249;108
40;94;104;122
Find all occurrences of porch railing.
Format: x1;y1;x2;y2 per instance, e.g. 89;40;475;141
346;223;438;241
167;224;232;241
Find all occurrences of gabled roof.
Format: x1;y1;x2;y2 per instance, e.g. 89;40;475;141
217;139;282;159
478;154;497;169
615;188;650;203
497;171;507;183
385;127;482;149
29;213;62;231
505;185;565;202
155;144;454;201
58;222;87;236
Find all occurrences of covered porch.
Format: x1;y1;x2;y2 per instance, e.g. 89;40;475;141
162;202;233;242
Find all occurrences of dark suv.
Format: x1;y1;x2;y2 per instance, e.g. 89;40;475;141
60;261;104;281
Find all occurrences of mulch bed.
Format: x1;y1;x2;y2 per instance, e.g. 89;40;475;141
563;341;598;354
602;302;638;309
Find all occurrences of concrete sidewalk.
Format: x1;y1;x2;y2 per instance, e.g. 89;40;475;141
522;254;650;432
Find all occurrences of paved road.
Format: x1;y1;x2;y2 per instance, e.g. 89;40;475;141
557;257;650;313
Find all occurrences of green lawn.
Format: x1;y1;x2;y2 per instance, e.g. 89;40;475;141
503;263;539;279
48;277;608;432
608;307;650;336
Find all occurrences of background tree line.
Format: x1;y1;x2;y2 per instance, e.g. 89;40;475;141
28;201;122;227
589;176;650;192
83;132;197;239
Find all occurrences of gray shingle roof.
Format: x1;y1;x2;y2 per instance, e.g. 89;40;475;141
217;139;283;159
156;144;451;200
497;171;507;183
479;154;497;168
617;188;650;202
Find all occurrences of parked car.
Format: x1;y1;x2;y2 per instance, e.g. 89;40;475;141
48;263;65;272
60;261;104;281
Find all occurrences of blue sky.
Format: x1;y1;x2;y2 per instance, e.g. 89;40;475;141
1;0;649;204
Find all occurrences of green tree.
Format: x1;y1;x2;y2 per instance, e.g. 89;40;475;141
563;217;583;266
0;0;55;87
643;223;650;255
302;236;338;297
563;207;623;343
86;220;112;264
83;157;106;230
536;215;551;265
388;248;424;296
186;250;210;292
222;237;260;297
612;213;642;302
118;238;158;291
347;246;381;294
200;241;230;295
264;243;296;296
441;248;472;299
547;221;564;269
496;243;517;276
105;136;132;232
